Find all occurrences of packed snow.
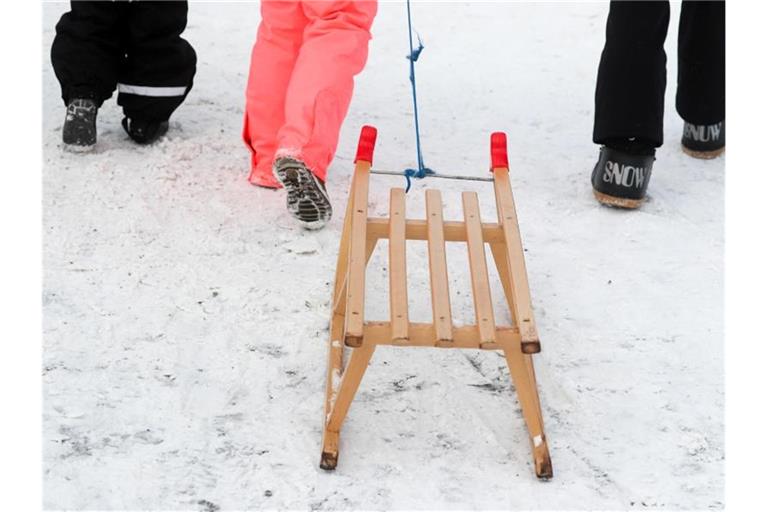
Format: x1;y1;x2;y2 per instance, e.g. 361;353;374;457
43;2;723;510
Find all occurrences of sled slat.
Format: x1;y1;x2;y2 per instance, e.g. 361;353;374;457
425;189;453;344
344;160;371;346
493;167;540;353
462;192;497;346
389;188;409;343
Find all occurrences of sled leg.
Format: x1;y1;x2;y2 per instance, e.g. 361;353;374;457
323;234;375;469
321;334;344;470
320;343;376;469
322;126;378;470
491;242;551;478
501;345;552;479
491;240;546;416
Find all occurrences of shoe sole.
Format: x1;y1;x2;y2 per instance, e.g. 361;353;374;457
681;144;725;160
592;189;643;209
63;142;95;153
273;162;332;230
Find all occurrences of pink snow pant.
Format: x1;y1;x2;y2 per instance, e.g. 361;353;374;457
243;0;377;188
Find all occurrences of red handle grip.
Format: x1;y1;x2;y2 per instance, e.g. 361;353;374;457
355;125;378;164
490;132;509;170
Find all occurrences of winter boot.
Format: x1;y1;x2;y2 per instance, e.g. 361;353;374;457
122;117;169;145
681;120;725;159
591;138;655;209
273;156;332;230
62;98;97;152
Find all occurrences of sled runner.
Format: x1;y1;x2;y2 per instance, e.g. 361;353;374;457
321;126;552;479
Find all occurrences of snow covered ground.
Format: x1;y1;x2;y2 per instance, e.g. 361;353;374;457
42;2;723;510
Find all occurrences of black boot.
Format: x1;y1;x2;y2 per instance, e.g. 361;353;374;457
591;138;655;209
682;120;724;159
62;98;97;151
121;117;169;145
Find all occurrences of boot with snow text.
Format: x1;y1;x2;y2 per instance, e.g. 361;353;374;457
591;139;655;209
681;120;725;159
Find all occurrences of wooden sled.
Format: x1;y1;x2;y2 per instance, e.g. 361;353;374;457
321;126;552;479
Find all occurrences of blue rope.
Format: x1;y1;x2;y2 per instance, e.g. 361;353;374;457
403;0;433;192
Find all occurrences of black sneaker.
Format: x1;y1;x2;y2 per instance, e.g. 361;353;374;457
591;139;655;209
273;157;332;230
62;98;97;152
682;120;724;159
122;117;169;145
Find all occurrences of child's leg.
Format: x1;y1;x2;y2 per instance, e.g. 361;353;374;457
593;1;670;148
118;1;197;123
50;1;128;106
276;0;377;183
676;0;725;126
244;0;308;188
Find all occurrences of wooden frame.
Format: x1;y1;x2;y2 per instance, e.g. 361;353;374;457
320;127;552;479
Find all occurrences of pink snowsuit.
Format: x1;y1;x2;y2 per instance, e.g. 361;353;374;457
243;0;377;188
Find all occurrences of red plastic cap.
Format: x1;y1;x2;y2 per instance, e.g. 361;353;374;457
490;132;509;170
355;125;378;164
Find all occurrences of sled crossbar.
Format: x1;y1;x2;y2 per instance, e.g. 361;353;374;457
370;168;495;182
321;126;552;479
367;218;506;243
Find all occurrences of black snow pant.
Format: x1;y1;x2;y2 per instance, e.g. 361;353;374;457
51;0;197;123
593;0;725;148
